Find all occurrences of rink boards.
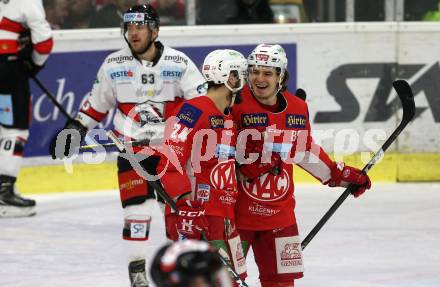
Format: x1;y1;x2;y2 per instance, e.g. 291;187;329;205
17;22;440;193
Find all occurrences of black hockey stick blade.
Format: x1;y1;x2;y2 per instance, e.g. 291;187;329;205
301;80;416;250
392;80;415;124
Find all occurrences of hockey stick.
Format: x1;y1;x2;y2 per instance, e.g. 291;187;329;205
79;139;150;151
30;74;74;121
301;79;416;250
106;131;249;287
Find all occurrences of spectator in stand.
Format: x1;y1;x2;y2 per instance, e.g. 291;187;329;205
62;0;96;29
229;0;274;24
196;0;238;24
89;0;138;28
43;0;69;29
150;0;186;26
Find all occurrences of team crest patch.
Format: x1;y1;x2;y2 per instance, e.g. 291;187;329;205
196;184;210;202
285;114;306;128
275;236;304;274
209;116;224;129
241;113;269;127
176;103;202;128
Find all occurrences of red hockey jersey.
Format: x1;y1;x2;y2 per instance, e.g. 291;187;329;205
158;96;238;219
232;85;335;230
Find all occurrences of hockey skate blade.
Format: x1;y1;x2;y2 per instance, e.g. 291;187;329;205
0;205;36;218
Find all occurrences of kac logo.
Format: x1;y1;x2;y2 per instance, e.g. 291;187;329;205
210;159;237;191
241;168;290;202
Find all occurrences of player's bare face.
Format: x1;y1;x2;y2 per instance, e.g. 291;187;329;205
248;66;279;103
126;24;156;54
228;71;241;89
226;71;241;104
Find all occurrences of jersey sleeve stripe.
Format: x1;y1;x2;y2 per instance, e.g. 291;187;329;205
80;106;108;122
0;17;26;34
33;38;54;54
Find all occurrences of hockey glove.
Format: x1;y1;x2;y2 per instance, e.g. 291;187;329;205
327;162;371;198
49;119;87;159
175;199;209;240
239;152;282;179
24;61;44;77
239;137;282;179
17;29;43;76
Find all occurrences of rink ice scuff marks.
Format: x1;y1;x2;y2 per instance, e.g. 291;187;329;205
1;184;440;287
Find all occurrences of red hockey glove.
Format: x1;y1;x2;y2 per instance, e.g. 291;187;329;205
176;199;209;240
239;137;282;179
328;162;371;198
239;152;282;179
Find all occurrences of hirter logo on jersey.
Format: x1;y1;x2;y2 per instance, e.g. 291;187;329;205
241;113;269;127
176;103;202;128
241;168;290;202
286;114;306;128
210;159;237;191
209;116;224;129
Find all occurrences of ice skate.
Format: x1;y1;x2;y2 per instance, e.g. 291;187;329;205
0;176;36;218
129;259;149;287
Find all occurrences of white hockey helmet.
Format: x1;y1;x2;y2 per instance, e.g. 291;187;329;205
202;49;248;93
247;44;288;76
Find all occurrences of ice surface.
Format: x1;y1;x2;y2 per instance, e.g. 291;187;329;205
1;183;439;287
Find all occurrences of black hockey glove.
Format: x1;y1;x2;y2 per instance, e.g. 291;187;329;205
24;61;44;77
49;119;88;159
18;29;44;76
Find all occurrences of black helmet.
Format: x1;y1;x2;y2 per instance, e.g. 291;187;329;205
150;240;232;287
123;4;160;32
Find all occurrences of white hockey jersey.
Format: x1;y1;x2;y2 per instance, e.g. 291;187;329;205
77;42;207;140
0;0;53;65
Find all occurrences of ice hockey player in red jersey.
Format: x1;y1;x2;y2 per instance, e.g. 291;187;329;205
49;4;206;287
157;49;248;281
231;44;372;287
151;240;233;287
0;0;53;218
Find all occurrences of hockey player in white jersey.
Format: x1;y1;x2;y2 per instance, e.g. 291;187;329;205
50;4;207;287
0;0;53;218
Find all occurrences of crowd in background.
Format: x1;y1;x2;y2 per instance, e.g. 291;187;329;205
43;0;440;30
43;0;186;29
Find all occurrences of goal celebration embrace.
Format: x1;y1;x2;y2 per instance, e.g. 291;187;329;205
52;35;410;287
